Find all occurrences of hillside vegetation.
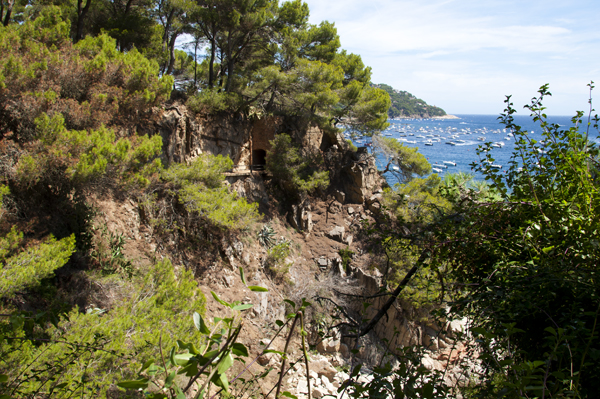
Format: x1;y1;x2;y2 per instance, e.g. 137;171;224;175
374;83;447;118
0;1;600;399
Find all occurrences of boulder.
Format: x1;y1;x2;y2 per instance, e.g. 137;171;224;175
326;226;345;242
290;202;313;233
333;190;346;204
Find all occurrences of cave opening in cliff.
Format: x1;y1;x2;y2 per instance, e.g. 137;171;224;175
252;149;267;169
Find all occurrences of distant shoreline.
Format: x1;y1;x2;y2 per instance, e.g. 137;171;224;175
391;114;460;120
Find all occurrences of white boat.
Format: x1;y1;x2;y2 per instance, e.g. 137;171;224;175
424;141;433;146
432;168;443;173
490;164;502;169
477;137;486;141
446;141;456;146
433;164;447;169
443;161;457;166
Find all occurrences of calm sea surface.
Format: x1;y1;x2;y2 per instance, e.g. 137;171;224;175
349;114;588;186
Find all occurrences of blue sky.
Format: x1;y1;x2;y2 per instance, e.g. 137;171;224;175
302;0;600;115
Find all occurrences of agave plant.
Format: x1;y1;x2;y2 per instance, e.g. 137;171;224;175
257;225;275;248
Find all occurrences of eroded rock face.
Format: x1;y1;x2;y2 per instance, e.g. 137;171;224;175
157;105;252;166
289;201;313;233
340;149;383;204
228;174;268;204
156;104;327;168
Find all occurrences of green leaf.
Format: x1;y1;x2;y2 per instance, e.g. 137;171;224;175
218;372;230;392
165;370;176;388
0;375;8;383
248;285;268;292
232;342;249;357
264;349;285;356
542;246;555;254
175;386;186;399
178;362;199;377
283;299;296;308
177;340;200;355
217;353;234;374
232;304;253;311
117;378;149;389
281;392;298;399
147;364;163;376
173;353;194;366
545;326;557;336
138;359;154;374
204;349;219;360
169;346;176;367
193;312;211;334
211;291;232;307
239;267;247;285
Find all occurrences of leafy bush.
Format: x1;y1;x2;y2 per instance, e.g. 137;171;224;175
266;134;329;201
163;154;260;230
186;89;242;114
0;228;75;299
265;240;292;277
15;113;163;190
0;259;207;398
430;85;600;396
0;8;172;140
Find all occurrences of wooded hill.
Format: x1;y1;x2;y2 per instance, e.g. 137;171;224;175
374;83;447;118
1;1;600;398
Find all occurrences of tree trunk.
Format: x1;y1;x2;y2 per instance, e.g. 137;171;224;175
2;0;14;26
194;37;198;88
165;30;178;76
75;0;92;43
208;36;215;88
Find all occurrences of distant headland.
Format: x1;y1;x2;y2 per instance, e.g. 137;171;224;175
391;114;460;120
373;83;449;119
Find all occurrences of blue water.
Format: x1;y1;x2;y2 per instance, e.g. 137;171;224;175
350;114;590;186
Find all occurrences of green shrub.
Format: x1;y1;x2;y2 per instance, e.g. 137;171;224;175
0;228;76;299
0;259;207;398
338;246;354;272
186;89;242;114
265;240;292;277
163;154;260;230
266;134;329;200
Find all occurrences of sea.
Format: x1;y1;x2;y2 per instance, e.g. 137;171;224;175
348;114;590;187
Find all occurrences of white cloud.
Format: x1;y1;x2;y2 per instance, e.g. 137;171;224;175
302;0;600;114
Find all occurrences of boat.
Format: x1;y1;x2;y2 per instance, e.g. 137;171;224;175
432;164;447;169
490;164;502;169
432;168;443;173
477;137;486;141
424;141;433;146
443;161;457;166
445;142;456;146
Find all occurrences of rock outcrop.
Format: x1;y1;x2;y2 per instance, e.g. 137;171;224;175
156;104;328;169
